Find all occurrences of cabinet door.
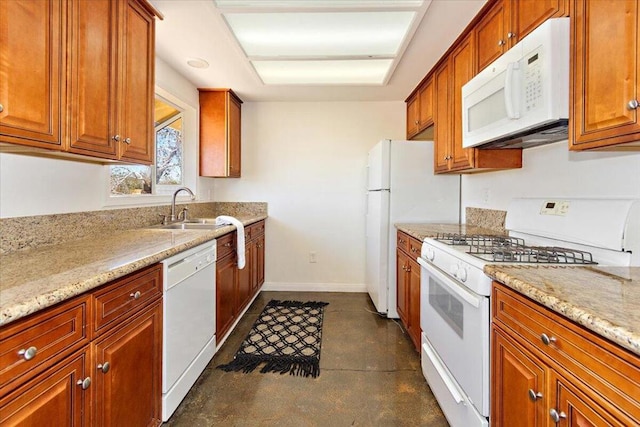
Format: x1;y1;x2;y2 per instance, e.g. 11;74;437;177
510;0;567;44
67;0;119;158
228;93;242;177
256;235;265;287
237;245;252;312
492;327;548;427
407;257;421;352
434;62;451;173
396;250;409;324
406;94;419;138
418;78;434;131
570;0;640;150
450;34;475;172
119;0;155;164
93;301;162;427
0;0;65;148
554;374;629;427
216;254;237;340
0;350;89;426
475;0;509;72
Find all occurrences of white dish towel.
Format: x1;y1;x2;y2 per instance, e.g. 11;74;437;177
215;215;246;269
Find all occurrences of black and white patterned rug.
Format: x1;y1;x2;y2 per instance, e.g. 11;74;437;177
217;300;329;378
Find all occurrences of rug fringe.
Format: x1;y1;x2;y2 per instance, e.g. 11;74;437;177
218;355;321;378
267;300;329;309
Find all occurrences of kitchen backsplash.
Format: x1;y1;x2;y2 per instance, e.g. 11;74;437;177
465;207;506;232
0;202;267;254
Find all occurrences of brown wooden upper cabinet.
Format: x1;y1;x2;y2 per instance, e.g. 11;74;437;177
406;78;434;140
199;89;242;177
475;0;568;73
0;0;159;164
570;0;640;150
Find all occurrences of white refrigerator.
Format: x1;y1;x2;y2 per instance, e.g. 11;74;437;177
366;140;459;318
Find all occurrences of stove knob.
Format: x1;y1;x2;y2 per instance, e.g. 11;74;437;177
457;267;468;282
450;264;459;276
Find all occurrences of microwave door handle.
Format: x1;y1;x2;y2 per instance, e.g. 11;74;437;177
505;62;520;119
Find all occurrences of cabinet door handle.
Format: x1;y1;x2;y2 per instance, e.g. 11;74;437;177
406;265;411;272
628;99;639;110
498;39;506;46
77;377;91;390
97;362;110;374
112;134;121;142
507;32;516;39
0;103;4;113
540;333;556;346
18;346;37;361
528;389;542;401
123;137;131;144
130;291;141;300
549;408;567;423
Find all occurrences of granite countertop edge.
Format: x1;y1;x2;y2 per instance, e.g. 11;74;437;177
485;266;640;357
0;215;267;327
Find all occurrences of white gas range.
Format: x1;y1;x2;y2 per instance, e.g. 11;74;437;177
417;198;640;427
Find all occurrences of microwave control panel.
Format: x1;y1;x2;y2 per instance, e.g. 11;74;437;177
523;51;543;112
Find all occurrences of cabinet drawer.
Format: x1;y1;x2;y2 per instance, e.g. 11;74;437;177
217;232;236;260
248;221;265;240
93;264;162;335
408;238;422;258
493;284;640;419
0;295;90;394
397;232;410;253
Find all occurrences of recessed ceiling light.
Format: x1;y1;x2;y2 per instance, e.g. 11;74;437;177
186;58;210;69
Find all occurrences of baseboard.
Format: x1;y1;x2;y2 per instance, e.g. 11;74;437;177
261;282;367;293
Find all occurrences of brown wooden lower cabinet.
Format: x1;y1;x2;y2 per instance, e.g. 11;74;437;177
216;220;266;342
396;230;422;352
491;281;640;426
0;263;163;427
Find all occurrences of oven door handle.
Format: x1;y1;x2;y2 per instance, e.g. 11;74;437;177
422;340;465;404
417;257;482;308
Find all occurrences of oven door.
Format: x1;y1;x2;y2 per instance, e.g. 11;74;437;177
418;257;490;418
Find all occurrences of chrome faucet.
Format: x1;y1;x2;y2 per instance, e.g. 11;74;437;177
170;187;195;221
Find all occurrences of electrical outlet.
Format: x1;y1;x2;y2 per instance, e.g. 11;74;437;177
309;252;317;263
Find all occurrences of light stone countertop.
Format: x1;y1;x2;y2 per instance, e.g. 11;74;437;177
395;223;506;241
0;215;266;326
485;265;640;357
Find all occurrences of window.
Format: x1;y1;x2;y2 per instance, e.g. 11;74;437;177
109;97;184;196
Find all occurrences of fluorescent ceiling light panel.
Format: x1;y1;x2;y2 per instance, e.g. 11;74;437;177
224;12;415;57
252;59;393;85
215;1;424;9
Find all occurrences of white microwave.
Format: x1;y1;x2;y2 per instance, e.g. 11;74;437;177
462;18;570;149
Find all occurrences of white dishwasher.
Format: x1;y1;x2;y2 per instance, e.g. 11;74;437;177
162;240;217;421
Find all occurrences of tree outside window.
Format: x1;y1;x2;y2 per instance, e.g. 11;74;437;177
109;97;183;196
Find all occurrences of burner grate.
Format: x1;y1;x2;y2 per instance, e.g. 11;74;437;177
434;233;524;247
480;246;596;264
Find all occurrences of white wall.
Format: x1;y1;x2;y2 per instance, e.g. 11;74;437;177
213;101;405;291
461;142;640;220
0;58;211;218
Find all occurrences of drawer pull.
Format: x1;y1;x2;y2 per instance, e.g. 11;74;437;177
540;333;556;346
528;389;542;401
549;408;566;423
18;346;37;361
77;377;91;390
399;239;405;244
97;362;110;374
224;242;233;247
130;291;141;300
411;248;419;253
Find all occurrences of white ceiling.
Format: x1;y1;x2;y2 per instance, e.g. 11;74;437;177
151;0;486;102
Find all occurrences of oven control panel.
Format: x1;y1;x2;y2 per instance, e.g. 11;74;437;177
540;200;570;216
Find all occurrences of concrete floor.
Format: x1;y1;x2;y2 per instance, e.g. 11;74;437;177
164;292;448;426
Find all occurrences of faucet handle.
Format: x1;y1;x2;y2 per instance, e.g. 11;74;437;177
158;214;168;225
178;207;189;221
